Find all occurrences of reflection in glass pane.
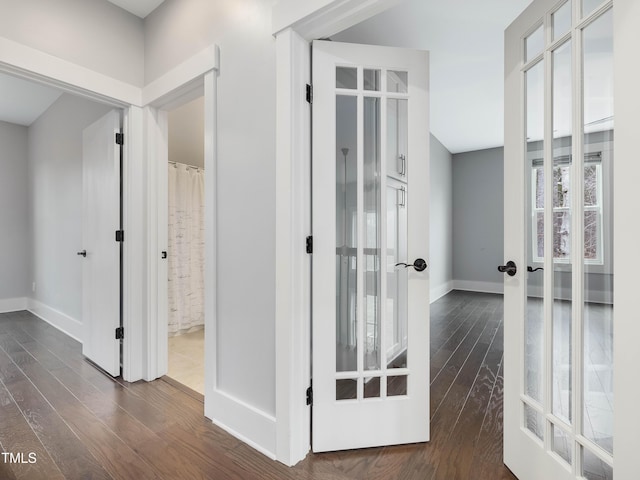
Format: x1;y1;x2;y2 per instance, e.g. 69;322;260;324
526;25;544;62
336;379;357;400
364;97;381;371
552;41;573;425
386;183;408;369
553;2;572;40
387;375;407;396
524;403;544;441
364;377;381;398
387;71;408;93
552;424;573;465
525;61;544;403
364;69;381;91
387;99;408;177
336;95;358;372
582;447;613;480
582;0;603;19
583;9;613;455
336;67;357;89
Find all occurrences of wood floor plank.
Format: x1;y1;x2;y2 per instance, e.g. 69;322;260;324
0;292;512;480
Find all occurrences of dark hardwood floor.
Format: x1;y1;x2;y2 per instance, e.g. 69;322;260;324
0;291;515;479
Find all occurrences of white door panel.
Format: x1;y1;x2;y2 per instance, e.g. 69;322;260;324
312;40;430;452
82;109;121;377
504;1;615;478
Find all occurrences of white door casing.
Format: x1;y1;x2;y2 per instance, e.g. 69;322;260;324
82;109;122;377
312;40;430;452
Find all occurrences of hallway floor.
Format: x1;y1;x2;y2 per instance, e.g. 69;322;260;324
0;291;515;479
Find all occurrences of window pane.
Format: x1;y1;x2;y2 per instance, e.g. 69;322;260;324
526;25;544;62
552;424;573;465
524;403;545;440
364;377;381;398
363;96;381;371
582;0;603;19
553;166;571;208
336;67;357;89
583;8;613;455
553;211;571;259
387;70;408;93
582;447;613;480
336;379;357;400
387;375;407;396
336;95;358;372
525;61;544;403
553;2;572;40
387;99;408;178
364;69;381;91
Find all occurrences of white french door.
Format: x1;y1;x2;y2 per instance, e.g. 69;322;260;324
503;1;617;478
311;40;430;452
81;109;122;377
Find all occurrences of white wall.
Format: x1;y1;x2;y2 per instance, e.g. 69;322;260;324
0;121;30;304
168;96;204;168
145;0;278;417
429;134;453;300
28;93;112;326
0;0;144;86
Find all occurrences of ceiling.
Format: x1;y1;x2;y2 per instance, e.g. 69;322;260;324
0;0;531;149
106;0;165;18
0;73;62;126
333;0;533;154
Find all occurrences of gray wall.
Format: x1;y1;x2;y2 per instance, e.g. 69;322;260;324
452;147;504;288
0;121;30;300
145;0;277;416
430;134;453;299
28;94;112;322
0;0;144;86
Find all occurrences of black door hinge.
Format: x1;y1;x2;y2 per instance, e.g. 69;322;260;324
115;230;124;242
306;84;313;104
115;326;124;340
306;386;313;406
115;132;124;145
306;236;313;254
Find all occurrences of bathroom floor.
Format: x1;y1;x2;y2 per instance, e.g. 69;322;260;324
167;329;204;394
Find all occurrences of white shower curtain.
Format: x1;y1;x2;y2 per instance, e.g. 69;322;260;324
168;163;205;335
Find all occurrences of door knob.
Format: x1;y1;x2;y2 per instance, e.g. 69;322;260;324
498;260;517;276
395;258;428;272
77;250;87;257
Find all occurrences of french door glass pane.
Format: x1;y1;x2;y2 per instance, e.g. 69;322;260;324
583;8;614;455
552;40;573;425
526;25;544;62
387;99;408;178
336;67;357;89
552;424;573;465
364;96;381;371
553;2;572;40
582;0;603;19
525;61;544;403
582;446;613;480
336;94;358;372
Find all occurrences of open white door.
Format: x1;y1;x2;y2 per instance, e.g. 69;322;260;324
312;40;429;452
503;1;617;478
81;109;122;377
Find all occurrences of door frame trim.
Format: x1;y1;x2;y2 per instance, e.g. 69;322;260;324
272;0;399;465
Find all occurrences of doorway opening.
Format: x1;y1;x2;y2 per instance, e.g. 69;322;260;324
164;96;206;396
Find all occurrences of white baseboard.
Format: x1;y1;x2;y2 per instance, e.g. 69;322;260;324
452;280;504;295
430;281;453;303
205;389;276;460
27;299;82;343
0;297;28;313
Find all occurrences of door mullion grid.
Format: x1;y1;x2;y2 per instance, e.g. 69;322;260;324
570;0;585;473
380;71;389;399
542;8;554;456
356;67;365;400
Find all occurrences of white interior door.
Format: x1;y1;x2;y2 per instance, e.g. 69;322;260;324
312;40;430;452
503;1;615;478
82;109;122;377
